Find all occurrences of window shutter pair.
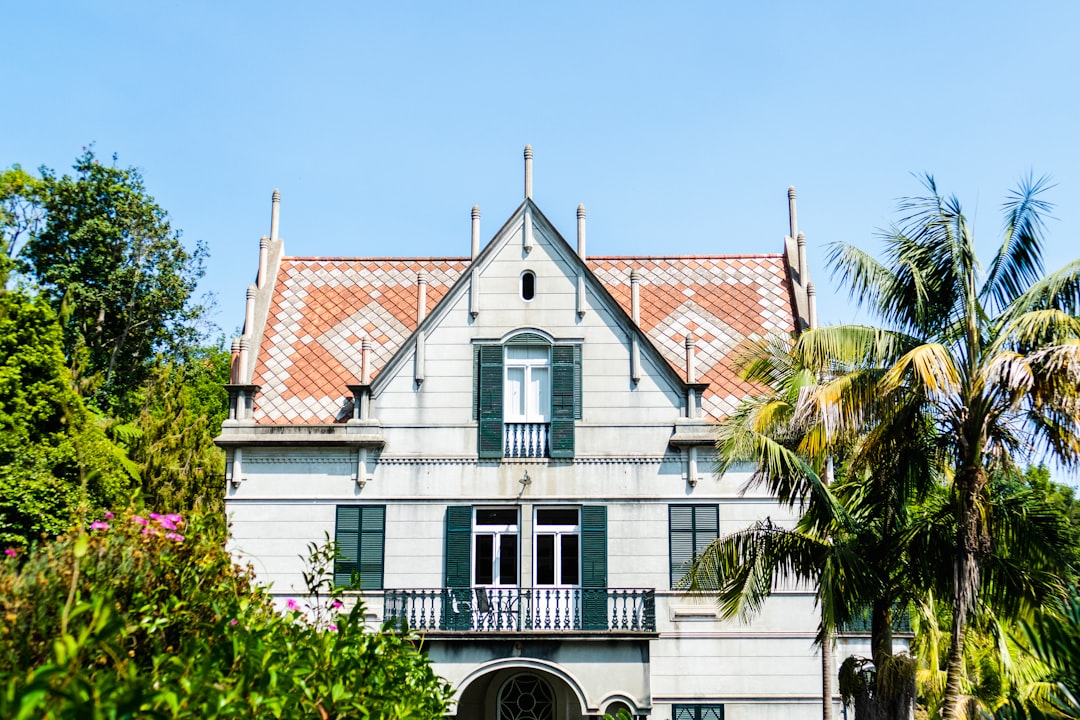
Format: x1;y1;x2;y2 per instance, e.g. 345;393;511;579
474;342;581;459
334;505;385;589
669;504;719;588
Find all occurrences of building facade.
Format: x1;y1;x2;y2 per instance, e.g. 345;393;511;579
217;150;839;719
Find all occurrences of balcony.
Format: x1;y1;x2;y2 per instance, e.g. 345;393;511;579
504;422;549;458
383;587;656;633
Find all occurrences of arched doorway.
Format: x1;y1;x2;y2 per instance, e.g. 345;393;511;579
498;673;555;720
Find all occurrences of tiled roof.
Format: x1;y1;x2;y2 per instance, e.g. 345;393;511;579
251;254;795;424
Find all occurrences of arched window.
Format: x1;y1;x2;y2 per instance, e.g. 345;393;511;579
498;673;554;720
521;270;536;301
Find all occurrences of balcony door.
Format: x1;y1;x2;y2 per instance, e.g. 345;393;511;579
472;507;519;629
533;507;580;629
504;345;550;457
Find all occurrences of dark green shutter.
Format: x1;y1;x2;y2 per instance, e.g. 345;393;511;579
550;345;578;458
334;506;360;588
335;506;384;589
476;345;504;458
670;505;719;588
443;506;473;630
581;505;607;630
358;506;385;589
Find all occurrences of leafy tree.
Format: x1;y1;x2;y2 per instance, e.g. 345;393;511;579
128;344;230;517
800;175;1080;719
17;148;207;414
0;289;131;547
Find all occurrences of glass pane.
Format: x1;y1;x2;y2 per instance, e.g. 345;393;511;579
536;534;555;585
536;508;578;526
529;366;549;421
476;508;518;526
560;534;579;585
505;367;524;419
506;345;549;361
499;534;518;585
475;534;494;585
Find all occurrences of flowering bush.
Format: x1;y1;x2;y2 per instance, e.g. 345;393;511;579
0;510;451;718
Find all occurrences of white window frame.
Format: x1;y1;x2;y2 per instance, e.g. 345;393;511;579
504;345;551;424
533;506;581;589
472;507;519;588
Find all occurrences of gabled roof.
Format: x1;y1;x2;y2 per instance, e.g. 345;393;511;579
250;246;796;425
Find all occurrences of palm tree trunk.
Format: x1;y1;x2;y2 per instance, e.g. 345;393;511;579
823;627;834;720
941;465;985;720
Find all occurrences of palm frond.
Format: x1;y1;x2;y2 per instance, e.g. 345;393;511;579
991;309;1080;355
1003;257;1080;320
982;174;1053;314
880;343;961;397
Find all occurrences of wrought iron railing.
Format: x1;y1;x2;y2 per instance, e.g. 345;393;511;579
504;422;549;458
841;604;912;633
383;587;656;632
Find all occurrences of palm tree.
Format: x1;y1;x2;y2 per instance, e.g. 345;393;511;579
798;175;1080;719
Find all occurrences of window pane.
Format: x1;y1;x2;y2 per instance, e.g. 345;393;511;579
505;367;524;419
536;534;555;585
529;366;549;421
506;345;549;361
560;534;579;585
476;508;518;526
499;534;518;585
475;535;494;585
537;508;579;526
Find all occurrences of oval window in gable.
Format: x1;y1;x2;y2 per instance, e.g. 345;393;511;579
521;270;536;301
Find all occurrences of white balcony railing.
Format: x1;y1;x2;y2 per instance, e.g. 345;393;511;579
504;422;549;458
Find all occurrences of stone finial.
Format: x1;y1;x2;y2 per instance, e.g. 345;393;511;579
244;285;257;335
797;231;808;287
270;188;281;242
361;337;372;385
685;334;698;383
630;268;641;325
416;270;428;324
787;185;798;242
257;235;270;289
577;204;586;259
471;205;481;259
524;145;533;199
230;338;241;384
808;281;818;329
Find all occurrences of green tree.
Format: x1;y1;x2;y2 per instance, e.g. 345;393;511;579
17;148;207;414
0;289;131;547
130;344;230;517
801;175;1080;719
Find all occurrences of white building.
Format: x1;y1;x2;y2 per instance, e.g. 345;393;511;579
218;148;839;719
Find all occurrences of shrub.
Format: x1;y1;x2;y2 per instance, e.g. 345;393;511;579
0;510;452;719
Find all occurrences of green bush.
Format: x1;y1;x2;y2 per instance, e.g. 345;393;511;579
0;510;452;719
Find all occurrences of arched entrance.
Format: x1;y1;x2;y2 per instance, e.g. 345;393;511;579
453;661;590;720
498;673;555;720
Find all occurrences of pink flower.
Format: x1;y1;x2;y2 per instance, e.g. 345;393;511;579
104;512;114;520
229;618;238;626
158;517;176;530
4;548;16;558
164;532;185;543
132;516;149;526
150;513;161;521
286;599;299;611
331;600;343;609
90;521;110;531
328;624;338;632
166;513;183;526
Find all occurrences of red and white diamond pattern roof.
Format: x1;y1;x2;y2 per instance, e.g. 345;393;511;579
252;254;795;424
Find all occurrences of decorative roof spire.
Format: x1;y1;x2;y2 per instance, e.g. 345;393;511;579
524;145;533;199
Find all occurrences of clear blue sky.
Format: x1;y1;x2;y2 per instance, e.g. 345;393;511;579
5;1;1079;473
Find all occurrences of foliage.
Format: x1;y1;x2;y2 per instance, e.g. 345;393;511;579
16;148;208;415
797;174;1080;719
0;510;453;719
129;344;230;517
0;165;44;284
0;289;132;548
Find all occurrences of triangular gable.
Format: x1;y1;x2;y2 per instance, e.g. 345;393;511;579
369;199;691;399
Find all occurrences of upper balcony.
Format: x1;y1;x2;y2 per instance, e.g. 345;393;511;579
504;422;549;458
383;587;655;634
